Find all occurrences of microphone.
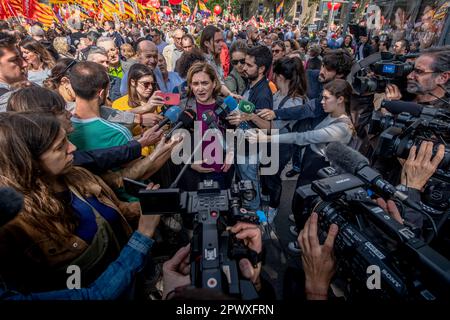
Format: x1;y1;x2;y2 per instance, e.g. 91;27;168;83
157;106;182;129
164;109;196;141
325;142;415;203
0;187;24;227
238;99;256;114
215;96;238;118
202;110;219;129
381;100;423;117
382;100;450;119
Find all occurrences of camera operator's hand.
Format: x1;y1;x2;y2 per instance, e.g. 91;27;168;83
229;222;263;289
375;198;403;224
400;141;445;191
162;244;191;300
299;212;338;300
385;84;402;101
256;109;276;121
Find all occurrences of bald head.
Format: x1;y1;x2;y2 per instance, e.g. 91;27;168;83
137;40;158;69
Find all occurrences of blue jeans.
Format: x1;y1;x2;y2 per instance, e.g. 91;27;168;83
237;162;260;210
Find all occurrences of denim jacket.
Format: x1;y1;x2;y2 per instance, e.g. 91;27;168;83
1;231;153;300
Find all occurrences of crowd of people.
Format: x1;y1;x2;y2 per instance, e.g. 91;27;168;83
0;13;449;301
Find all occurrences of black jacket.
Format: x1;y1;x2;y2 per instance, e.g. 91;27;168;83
73;140;142;174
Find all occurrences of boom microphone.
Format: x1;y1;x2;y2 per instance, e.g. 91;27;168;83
157;106;182;129
325;142;413;203
381;100;423;117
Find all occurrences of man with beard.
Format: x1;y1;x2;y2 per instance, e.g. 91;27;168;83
386;46;450;109
226;45;273;211
0;32;29;111
68;62;133;151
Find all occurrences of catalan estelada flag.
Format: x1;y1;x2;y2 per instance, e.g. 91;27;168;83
182;0;190;15
34;1;56;28
276;0;284;18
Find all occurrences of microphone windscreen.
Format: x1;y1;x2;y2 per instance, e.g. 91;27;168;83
179;109;196;129
0;187;23;226
381;100;423;117
202;110;217;126
164;106;182;123
224;96;238;112
238;100;256;113
325;142;369;174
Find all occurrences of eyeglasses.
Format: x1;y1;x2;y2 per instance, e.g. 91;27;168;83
272;49;283;54
138;81;156;89
411;68;438;76
231;59;246;66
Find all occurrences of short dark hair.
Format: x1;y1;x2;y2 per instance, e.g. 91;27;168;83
246;45;273;76
69;61;109;100
322;49;354;78
175;48;206;79
0;32;17;57
396;39;410;52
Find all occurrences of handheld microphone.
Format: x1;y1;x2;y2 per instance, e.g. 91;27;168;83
215;96;238;118
165;109;196;141
157;106;182;129
202;110;219;130
238;99;256;114
0;187;24;227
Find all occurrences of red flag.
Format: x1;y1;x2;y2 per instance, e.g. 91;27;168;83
22;0;36;18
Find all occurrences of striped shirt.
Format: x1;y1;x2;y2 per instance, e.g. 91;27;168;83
69;117;133;152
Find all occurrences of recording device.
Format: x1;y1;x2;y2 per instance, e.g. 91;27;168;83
137;180;261;300
0;187;23;227
215;96;238;119
296;162;450;300
368;101;450;176
202;110;219;130
348;52;414;95
164;109;196;141
157;106;182;129
155;92;181;106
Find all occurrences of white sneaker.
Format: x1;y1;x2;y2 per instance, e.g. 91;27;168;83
289;225;299;237
289;214;295;223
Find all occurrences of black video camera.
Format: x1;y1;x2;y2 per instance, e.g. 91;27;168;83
349;52;414;95
296;167;450;300
369;100;450;213
137;179;262;300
